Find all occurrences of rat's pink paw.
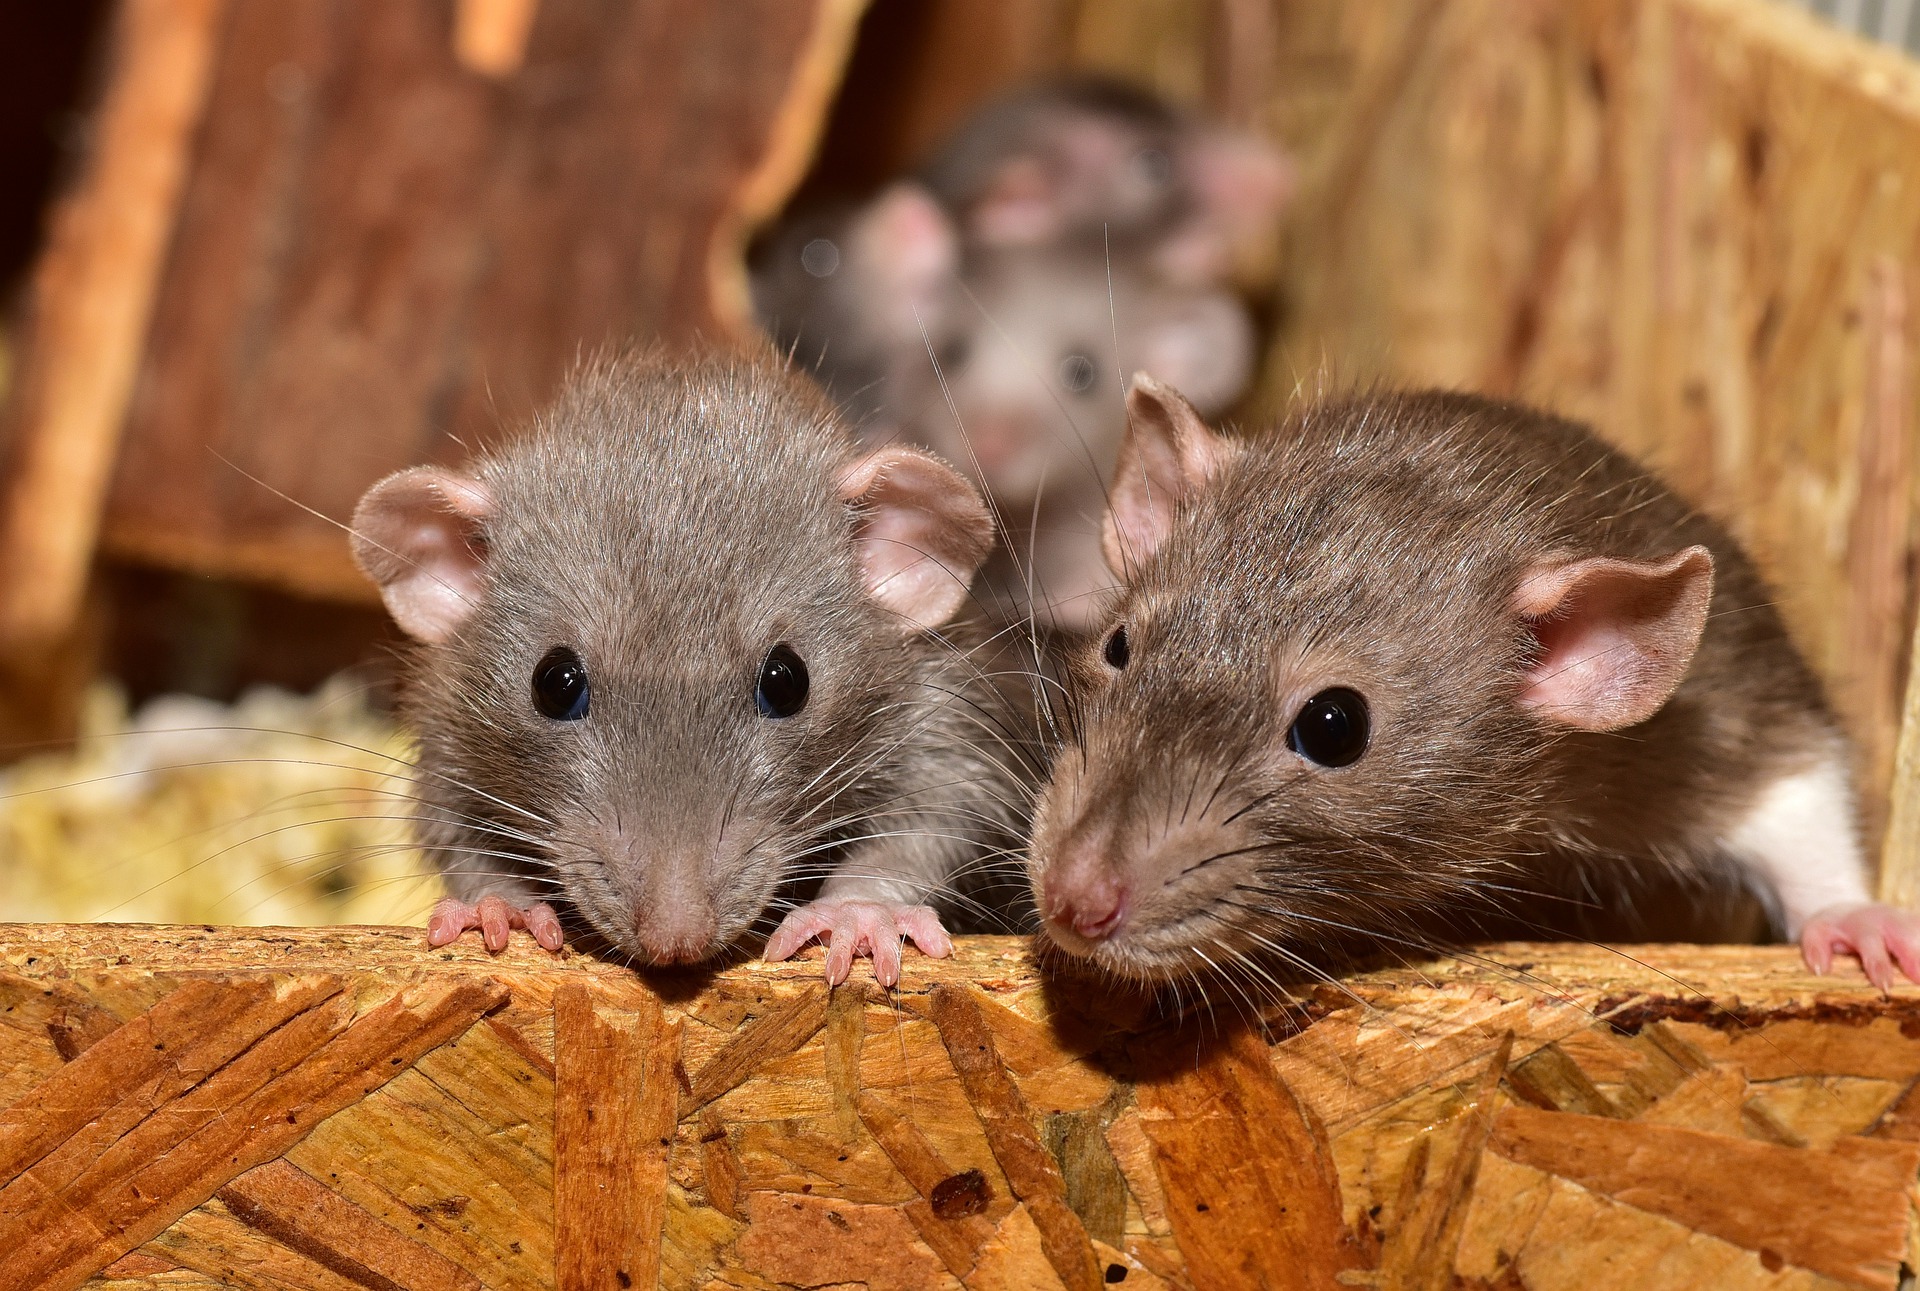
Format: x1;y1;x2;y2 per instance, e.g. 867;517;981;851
764;900;952;987
426;895;565;954
1799;902;1920;991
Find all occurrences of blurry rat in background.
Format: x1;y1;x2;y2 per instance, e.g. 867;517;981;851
752;79;1292;633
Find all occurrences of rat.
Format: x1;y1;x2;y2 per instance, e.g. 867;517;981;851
877;231;1254;632
917;76;1294;286
1029;374;1919;992
757;185;1254;633
349;351;1033;985
751;79;1287;634
751;75;1289;394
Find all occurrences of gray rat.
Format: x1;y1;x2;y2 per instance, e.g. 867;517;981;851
877;232;1253;632
1031;375;1917;991
750;80;1285;634
350;351;1032;985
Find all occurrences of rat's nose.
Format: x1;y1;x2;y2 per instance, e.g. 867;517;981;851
1041;837;1132;941
636;904;718;964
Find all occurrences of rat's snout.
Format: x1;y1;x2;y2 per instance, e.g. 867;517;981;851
633;901;720;965
1038;822;1134;945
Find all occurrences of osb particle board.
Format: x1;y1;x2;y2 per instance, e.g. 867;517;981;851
1;926;1917;1289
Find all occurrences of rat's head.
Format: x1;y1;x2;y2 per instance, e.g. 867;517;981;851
1030;377;1715;985
855;199;1252;514
924;77;1295;284
352;355;992;966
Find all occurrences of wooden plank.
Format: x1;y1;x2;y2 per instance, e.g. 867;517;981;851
0;976;341;1189
1881;593;1920;905
552;981;679;1291
0;0;230;646
3;927;1920;1287
96;0;866;603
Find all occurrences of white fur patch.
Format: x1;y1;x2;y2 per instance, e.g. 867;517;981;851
1722;753;1869;936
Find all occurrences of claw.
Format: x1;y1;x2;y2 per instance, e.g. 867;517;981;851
764;899;952;986
426;896;565;954
1799;903;1920;992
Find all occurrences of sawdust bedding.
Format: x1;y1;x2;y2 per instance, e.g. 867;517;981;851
0;675;443;927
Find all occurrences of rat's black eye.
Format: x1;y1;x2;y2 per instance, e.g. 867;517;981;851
1288;688;1369;767
1060;352;1099;394
532;647;590;721
1102;625;1130;669
756;644;810;718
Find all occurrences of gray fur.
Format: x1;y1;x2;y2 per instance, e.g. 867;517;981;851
404;352;1031;963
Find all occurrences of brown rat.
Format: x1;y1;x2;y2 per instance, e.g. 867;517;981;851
351;352;1034;985
1031;375;1917;991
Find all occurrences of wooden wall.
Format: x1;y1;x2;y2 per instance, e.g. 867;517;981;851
7;0;1920;835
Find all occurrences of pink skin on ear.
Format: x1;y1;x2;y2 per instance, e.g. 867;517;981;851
1513;547;1714;732
840;446;994;632
1101;372;1236;576
350;467;492;645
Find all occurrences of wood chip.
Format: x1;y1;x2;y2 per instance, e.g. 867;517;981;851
1489;1103;1920;1285
681;987;828;1115
218;1157;481;1291
736;1191;956;1291
1377;1033;1511;1289
0;976;505;1291
553;981;680;1291
929;982;1102;1291
1138;1025;1358;1288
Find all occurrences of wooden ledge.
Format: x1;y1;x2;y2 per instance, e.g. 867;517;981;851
2;927;1916;1289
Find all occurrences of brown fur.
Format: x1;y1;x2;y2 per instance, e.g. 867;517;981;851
1032;390;1839;985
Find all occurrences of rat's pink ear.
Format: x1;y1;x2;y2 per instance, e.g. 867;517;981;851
847;184;958;335
1514;546;1714;731
1153;130;1295;283
1102;372;1236;575
351;467;492;644
841;447;995;632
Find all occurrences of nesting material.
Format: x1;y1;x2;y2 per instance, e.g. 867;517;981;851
0;679;438;927
2;926;1915;1290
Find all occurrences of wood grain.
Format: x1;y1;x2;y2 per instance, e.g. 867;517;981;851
0;926;1916;1287
552;981;679;1291
0;0;230;646
87;0;867;607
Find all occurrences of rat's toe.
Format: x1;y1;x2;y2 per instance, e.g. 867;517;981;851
427;897;477;948
526;902;566;952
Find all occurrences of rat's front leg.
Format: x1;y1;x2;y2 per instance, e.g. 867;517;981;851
764;886;952;987
1799;903;1920;991
1726;757;1919;990
426;880;565;954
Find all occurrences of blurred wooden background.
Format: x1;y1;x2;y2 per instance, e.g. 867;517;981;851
2;0;1919;855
